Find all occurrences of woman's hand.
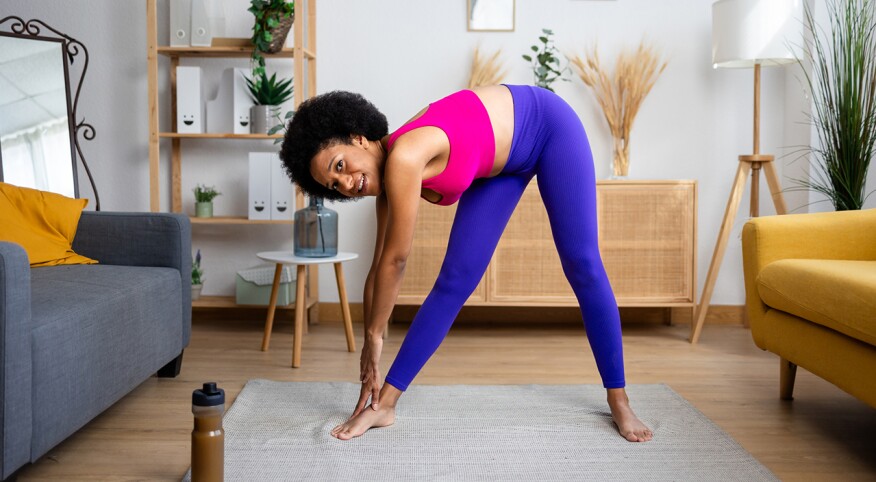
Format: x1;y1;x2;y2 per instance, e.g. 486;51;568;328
352;335;383;418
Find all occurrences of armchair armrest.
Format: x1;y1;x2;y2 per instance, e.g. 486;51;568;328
0;242;33;479
72;212;193;345
742;208;876;346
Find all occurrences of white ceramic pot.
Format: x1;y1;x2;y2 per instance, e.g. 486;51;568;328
192;283;203;301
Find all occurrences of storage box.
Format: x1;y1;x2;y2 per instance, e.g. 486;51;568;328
235;265;296;306
176;66;204;133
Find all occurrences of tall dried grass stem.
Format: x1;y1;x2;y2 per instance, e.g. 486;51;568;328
571;41;667;177
468;46;508;89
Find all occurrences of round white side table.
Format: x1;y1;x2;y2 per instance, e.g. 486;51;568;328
256;251;359;368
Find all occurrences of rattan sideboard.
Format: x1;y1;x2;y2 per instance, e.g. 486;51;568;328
397;180;697;316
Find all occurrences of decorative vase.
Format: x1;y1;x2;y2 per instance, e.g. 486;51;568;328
610;136;630;179
192;283;203;301
266;13;294;53
195;201;213;218
250;105;281;134
294;197;338;257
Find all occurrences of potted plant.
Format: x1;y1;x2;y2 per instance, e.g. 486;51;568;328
788;0;876;210
522;29;570;92
193;184;221;218
192;249;204;301
246;71;294;134
249;0;295;80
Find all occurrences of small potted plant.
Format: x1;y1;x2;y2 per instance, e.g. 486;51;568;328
246;71;294;134
522;28;570;92
193;184;221;218
192;249;204;300
249;0;295;80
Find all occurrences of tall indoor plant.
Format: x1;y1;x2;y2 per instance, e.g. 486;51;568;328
790;0;876;210
249;0;295;80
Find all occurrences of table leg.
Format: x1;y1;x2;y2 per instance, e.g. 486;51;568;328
334;262;356;352
260;263;284;351
292;265;307;368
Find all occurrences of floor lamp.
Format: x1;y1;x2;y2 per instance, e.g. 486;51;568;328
690;0;803;343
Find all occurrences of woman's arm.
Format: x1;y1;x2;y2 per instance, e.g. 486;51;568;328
364;155;422;339
362;192;388;336
353;152;423;415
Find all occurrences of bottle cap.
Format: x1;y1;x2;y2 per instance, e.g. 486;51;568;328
192;382;225;407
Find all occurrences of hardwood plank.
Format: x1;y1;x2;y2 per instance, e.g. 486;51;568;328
15;320;875;481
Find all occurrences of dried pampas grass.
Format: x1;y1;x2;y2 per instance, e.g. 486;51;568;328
571;41;667;177
468;46;508;89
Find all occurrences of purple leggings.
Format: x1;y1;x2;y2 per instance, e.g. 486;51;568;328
385;85;625;391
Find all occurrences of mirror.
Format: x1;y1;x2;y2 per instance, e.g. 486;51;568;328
0;32;78;198
467;0;515;32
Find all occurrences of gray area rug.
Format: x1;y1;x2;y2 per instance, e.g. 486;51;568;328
183;380;776;481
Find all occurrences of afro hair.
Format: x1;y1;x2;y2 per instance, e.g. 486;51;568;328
279;91;388;201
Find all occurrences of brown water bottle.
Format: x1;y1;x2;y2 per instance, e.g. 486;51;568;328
192;382;224;482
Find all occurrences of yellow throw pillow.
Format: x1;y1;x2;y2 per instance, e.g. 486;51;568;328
0;182;98;267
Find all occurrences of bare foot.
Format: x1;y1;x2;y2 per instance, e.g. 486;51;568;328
607;389;652;442
331;405;396;440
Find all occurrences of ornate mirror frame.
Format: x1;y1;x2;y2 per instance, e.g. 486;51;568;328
0;16;99;210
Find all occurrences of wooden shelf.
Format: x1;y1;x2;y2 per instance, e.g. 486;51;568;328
190;216;293;225
159;132;282;139
147;0;318;312
192;295;317;310
157;46;315;59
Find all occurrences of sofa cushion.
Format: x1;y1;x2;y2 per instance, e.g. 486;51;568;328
0;182;97;267
28;264;183;458
757;259;876;347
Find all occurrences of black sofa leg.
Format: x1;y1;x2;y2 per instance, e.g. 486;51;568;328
157;351;184;378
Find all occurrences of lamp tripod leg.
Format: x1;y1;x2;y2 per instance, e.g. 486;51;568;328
691;161;752;343
763;161;788;215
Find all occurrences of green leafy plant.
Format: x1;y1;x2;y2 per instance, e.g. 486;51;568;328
193;184;221;203
192;249;203;286
788;0;876;210
268;110;296;144
522;28;570;92
245;72;294;106
249;0;295;79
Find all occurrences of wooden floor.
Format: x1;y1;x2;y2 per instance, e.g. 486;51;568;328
16;315;876;481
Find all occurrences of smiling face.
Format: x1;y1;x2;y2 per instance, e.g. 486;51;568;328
310;135;385;198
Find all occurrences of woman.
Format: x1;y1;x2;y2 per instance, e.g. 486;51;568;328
280;84;653;443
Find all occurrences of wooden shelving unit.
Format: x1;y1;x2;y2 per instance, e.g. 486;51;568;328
158;133;283;139
193;295;295;310
189;216;294;225
145;0;319;312
156;46;315;59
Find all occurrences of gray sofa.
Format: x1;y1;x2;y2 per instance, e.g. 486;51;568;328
0;211;192;479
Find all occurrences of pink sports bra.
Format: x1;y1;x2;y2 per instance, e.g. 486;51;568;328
386;90;496;206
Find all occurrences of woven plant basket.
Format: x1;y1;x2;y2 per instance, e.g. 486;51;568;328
266;14;294;53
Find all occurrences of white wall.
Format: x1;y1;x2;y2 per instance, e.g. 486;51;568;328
3;0;873;306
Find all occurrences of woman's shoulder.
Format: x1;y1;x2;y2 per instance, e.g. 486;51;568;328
388;126;446;165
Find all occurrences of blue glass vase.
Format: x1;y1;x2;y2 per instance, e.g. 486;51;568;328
294;197;338;257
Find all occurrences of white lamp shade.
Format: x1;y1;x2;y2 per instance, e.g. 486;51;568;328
712;0;803;68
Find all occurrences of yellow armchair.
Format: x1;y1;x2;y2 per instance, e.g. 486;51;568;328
742;208;876;407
